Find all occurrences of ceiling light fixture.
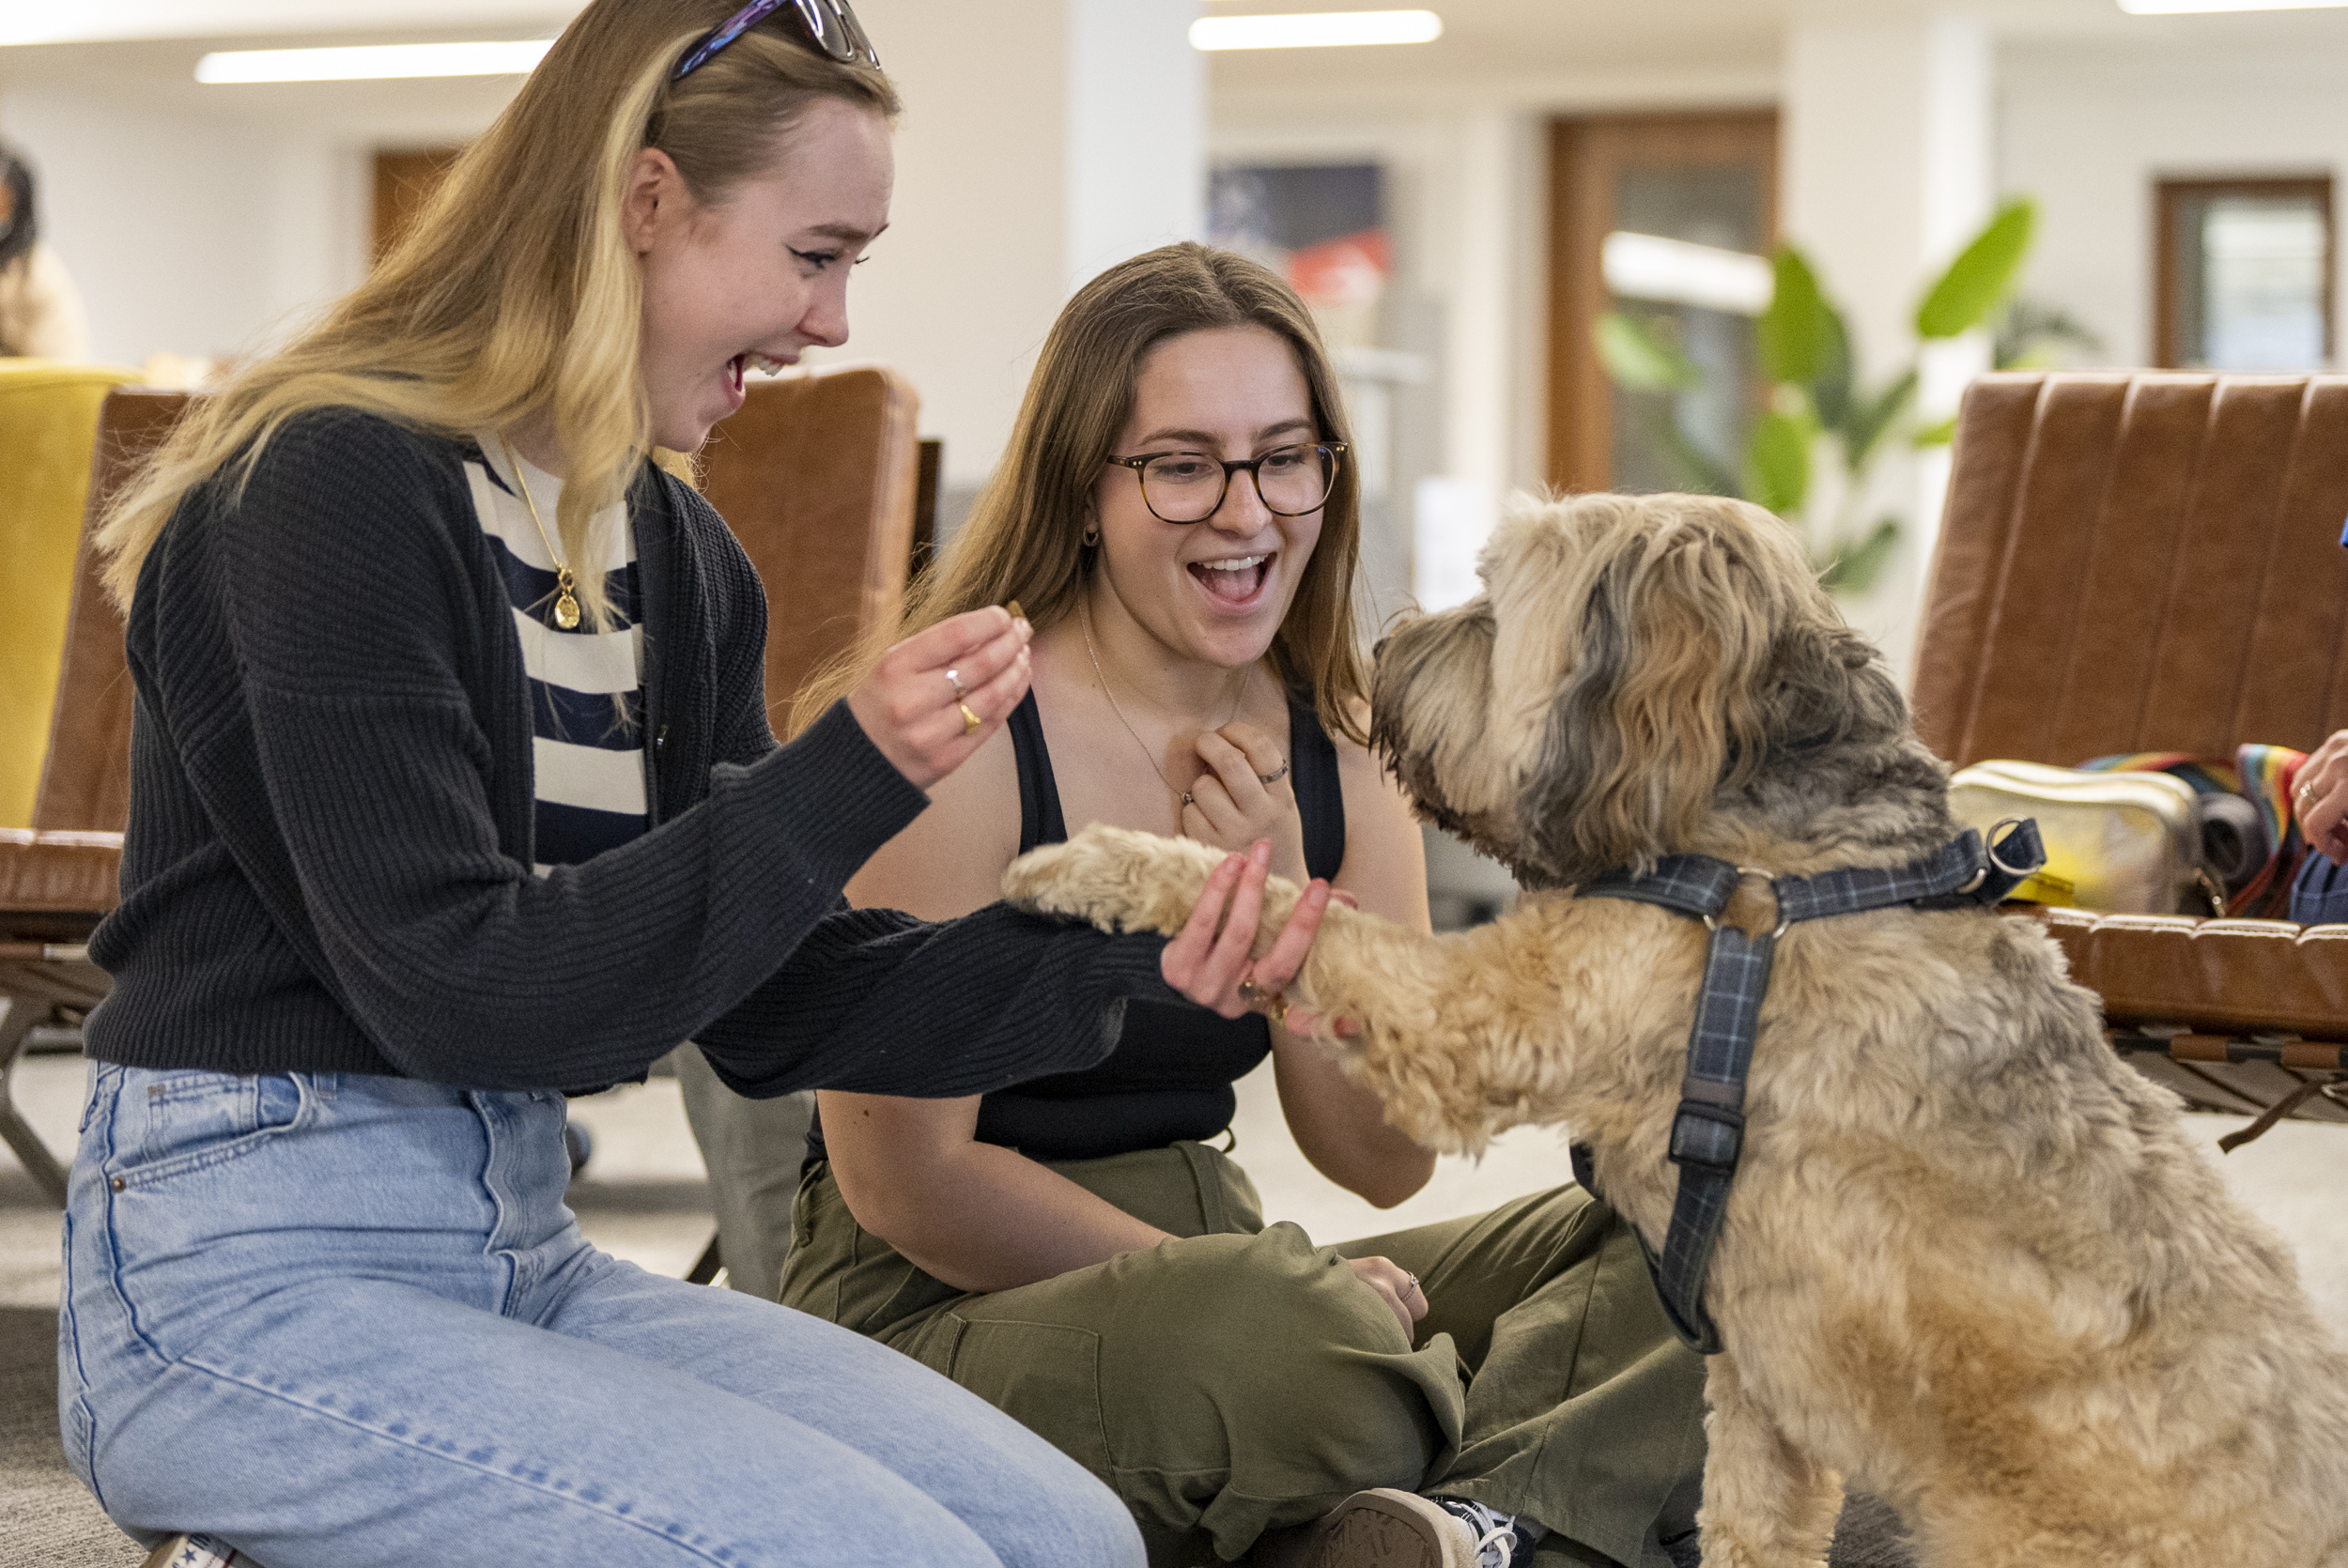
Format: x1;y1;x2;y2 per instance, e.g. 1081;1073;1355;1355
2117;0;2348;12
193;39;552;84
1190;9;1443;51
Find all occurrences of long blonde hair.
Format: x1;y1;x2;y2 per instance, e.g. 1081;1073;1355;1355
98;0;899;622
793;242;1370;743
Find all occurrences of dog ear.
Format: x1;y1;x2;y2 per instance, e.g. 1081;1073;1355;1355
1514;507;1778;884
1761;616;1908;761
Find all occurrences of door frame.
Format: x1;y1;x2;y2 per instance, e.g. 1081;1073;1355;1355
1546;111;1779;493
2152;174;2334;370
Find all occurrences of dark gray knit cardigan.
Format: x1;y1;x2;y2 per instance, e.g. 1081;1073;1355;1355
85;408;1166;1097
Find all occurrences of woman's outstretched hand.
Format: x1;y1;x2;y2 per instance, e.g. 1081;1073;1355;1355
1162;839;1351;1036
2298;729;2348;866
847;607;1031;792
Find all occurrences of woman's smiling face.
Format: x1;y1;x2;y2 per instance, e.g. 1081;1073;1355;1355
632;96;893;453
1091;324;1326;669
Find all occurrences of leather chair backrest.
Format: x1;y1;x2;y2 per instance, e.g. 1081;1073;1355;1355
0;361;138;826
698;366;921;724
1914;372;2348;769
31;388;190;836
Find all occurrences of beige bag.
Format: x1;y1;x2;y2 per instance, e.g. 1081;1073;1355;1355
1946;760;2217;915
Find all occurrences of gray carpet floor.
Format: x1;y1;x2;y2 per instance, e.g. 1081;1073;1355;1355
4;1304;141;1565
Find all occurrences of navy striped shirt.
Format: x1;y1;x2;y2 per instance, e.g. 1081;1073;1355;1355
466;442;648;873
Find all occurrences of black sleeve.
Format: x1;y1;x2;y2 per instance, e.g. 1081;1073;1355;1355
694;902;1177;1099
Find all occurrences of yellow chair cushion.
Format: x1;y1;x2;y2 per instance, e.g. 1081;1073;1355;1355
0;361;140;828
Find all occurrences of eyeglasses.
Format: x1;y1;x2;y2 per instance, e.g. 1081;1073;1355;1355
1104;443;1346;525
673;0;882;80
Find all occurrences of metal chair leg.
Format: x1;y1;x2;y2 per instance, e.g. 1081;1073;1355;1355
0;999;69;1205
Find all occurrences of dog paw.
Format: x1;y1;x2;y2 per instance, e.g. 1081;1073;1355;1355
1002;823;1247;937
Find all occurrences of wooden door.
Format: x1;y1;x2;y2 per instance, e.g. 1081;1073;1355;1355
372;147;466;266
1548;112;1778;493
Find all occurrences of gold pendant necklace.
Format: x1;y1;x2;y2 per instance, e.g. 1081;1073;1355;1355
501;438;581;630
1081;597;1248;809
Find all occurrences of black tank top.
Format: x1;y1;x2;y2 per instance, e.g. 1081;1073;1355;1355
803;685;1347;1166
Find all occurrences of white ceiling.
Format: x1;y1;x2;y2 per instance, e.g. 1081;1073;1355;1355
6;0;2348;123
1203;0;2348;90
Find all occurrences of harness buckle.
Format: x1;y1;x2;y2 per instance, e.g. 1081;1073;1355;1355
1668;1101;1745;1175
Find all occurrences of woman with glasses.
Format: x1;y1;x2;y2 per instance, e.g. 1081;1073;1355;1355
781;243;1708;1568
61;6;1329;1565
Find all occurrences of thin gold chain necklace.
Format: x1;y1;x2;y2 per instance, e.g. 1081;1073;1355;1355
501;437;581;630
1080;597;1248;808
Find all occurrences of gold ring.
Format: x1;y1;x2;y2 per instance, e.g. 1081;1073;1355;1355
1235;976;1289;1026
959;702;981;735
946;668;966;700
1407;1273;1420;1295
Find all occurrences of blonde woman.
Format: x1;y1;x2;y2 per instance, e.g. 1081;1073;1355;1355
782;245;1708;1568
61;7;1326;1565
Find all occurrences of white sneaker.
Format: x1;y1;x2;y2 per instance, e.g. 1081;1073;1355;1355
141;1534;245;1568
1272;1488;1535;1568
1435;1498;1539;1568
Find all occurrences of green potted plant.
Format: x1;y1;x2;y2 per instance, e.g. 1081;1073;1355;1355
1596;198;2060;594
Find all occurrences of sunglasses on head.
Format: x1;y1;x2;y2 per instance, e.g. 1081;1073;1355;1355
673;0;881;80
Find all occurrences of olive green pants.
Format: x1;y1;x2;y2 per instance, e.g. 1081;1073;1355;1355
779;1143;1706;1567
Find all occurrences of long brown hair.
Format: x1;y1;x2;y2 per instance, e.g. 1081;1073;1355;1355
98;0;899;622
793;241;1371;743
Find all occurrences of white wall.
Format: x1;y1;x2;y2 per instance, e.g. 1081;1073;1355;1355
1;88;292;368
2001;41;2348;373
803;0;1204;496
0;73;516;371
1782;16;1994;687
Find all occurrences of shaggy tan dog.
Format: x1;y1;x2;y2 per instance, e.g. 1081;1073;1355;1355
1002;492;2348;1568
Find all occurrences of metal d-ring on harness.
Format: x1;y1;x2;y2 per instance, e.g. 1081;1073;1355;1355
1567;819;2047;1354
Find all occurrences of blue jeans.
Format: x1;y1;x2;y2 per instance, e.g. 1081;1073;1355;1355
58;1064;1143;1568
2291;852;2348;925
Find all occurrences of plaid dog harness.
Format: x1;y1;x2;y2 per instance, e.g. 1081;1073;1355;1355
1568;819;2047;1354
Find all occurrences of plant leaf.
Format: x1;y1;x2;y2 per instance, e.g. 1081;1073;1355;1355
1758;247;1833;387
1818;517;1901;595
1916;198;2037;340
1912;415;1957;448
1594;311;1702;392
1742;408;1814;516
1993;295;2105;370
1846;368;1919;471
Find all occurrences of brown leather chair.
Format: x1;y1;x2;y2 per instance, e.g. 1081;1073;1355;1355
0;389;191;1202
1918;371;2348;1130
676;365;929;1285
700;365;924;718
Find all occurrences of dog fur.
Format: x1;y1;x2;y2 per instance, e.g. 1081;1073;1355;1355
1001;492;2348;1567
